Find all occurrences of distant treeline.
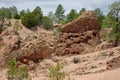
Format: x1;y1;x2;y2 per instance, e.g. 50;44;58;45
0;2;119;31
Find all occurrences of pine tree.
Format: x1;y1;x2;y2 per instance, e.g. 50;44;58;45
66;9;78;23
109;1;120;46
94;8;105;29
55;4;65;23
79;8;86;15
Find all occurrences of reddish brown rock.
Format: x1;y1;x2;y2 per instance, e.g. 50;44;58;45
56;30;99;55
62;10;99;33
18;41;54;64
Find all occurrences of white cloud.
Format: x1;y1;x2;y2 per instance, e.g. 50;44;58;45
0;0;119;15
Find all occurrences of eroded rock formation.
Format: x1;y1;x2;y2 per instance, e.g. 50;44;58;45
56;30;99;55
56;10;100;55
62;10;99;33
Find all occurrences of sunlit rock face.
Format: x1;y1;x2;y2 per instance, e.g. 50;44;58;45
62;10;99;33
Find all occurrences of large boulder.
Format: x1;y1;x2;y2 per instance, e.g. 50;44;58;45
56;30;99;55
18;40;55;64
62;10;99;33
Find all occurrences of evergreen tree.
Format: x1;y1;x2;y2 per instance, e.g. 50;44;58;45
42;16;53;30
48;11;56;24
79;8;86;15
108;1;120;46
102;11;115;29
26;9;31;13
94;8;105;28
32;6;43;24
0;8;5;20
55;4;65;23
0;7;11;20
14;13;20;19
9;6;18;18
20;10;25;17
66;9;78;23
21;12;39;28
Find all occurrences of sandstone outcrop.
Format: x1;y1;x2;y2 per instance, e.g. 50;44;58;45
62;10;99;33
56;10;99;55
56;30;99;55
0;10;100;65
18;40;54;64
0;19;57;65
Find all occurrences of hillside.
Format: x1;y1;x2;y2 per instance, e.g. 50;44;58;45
0;11;120;80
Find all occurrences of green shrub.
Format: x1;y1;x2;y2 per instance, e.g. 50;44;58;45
49;63;65;80
0;36;2;41
73;57;79;64
100;52;108;56
14;13;20;19
6;59;31;80
53;27;62;35
0;42;4;48
42;16;53;30
13;21;22;30
21;13;40;28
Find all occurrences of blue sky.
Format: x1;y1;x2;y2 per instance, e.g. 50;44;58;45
0;0;119;15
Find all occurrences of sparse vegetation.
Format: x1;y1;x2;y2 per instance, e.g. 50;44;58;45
13;21;22;30
49;63;66;80
6;59;31;80
101;32;111;41
6;21;12;26
21;12;40;28
100;52;108;56
0;36;2;41
73;57;80;64
0;42;4;48
42;16;53;30
53;27;62;35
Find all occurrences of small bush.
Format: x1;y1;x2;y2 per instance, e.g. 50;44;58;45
42;16;53;30
0;42;4;48
0;36;2;41
49;63;66;80
14;13;20;19
6;59;31;80
73;57;79;64
100;52;108;56
13;21;22;30
21;13;40;28
6;21;12;26
53;27;62;35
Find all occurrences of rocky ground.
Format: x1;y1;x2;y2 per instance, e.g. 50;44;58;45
1;47;120;80
0;11;120;80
